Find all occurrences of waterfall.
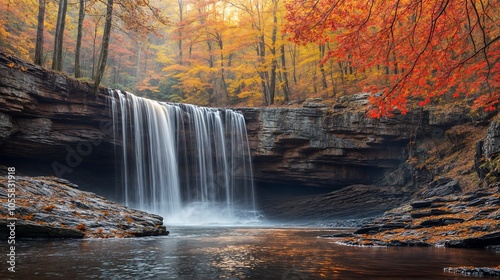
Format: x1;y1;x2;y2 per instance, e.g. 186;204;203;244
108;90;257;224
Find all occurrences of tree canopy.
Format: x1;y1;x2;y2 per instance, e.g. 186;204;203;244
285;0;500;117
0;0;498;114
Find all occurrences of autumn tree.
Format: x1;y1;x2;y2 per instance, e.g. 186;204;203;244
0;0;40;58
285;0;500;117
93;0;168;93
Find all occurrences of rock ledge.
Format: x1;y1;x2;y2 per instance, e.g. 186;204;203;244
0;176;168;238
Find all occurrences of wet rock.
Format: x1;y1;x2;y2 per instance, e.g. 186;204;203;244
0;112;18;142
430;209;452;215
386;240;430;247
467;197;488;206
444;267;500;277
428;106;475;127
0;222;85;238
421;178;460;199
320;217;375;228
49;177;79;189
463;192;493;201
445;231;500;248
411;201;432;209
487;197;500;206
419;219;446;227
342;190;500;248
470;208;498;220
338;92;372;107
411;211;433;218
0;176;169;238
321;232;353;238
488;209;500;219
354;226;380;235
443;218;464;225
378;222;407;231
483;118;500;158
303;98;327;108
417;217;464;227
486;245;500;253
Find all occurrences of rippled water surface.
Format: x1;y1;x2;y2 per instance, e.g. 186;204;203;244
3;227;499;279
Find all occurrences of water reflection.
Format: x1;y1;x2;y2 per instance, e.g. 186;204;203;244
2;227;498;279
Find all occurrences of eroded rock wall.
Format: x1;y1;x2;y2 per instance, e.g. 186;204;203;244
0;53;115;163
239;107;422;187
2;52;490;192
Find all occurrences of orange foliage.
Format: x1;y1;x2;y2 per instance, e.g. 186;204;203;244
285;0;500;117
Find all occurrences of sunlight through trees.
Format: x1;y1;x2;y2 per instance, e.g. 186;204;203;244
0;0;498;112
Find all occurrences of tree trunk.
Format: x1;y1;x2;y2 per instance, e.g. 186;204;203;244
268;0;278;105
257;35;269;105
319;44;328;89
75;0;86;78
94;0;114;94
177;0;184;65
280;37;290;102
34;0;46;66
218;39;229;103
52;0;68;71
136;41;141;85
91;17;101;79
291;45;297;84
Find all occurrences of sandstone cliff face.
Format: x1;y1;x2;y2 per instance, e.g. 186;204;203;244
240;107;421;187
0;53;115;163
0;53;119;196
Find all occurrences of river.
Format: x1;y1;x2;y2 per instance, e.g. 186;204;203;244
2;226;499;279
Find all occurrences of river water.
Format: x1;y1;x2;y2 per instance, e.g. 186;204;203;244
2;226;499;279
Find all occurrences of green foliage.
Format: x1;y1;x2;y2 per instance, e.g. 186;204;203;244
480;156;500;184
158;76;184;102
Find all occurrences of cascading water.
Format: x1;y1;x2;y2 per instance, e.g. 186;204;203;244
108;90;258;224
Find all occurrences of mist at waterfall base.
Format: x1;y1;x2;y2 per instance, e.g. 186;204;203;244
108;90;260;225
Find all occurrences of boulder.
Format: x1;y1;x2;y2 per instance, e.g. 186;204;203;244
421;178;461;199
445;231;500;248
483;119;500;157
444;267;500;277
0;176;169;238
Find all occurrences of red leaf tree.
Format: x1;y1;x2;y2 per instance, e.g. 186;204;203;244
284;0;500;117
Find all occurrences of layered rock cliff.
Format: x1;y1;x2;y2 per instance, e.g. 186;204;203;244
240;107;422;187
0;53;118;195
0;52;423;192
0;53;113;159
0;52;496;208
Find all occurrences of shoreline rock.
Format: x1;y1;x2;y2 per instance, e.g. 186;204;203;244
336;191;500;248
0;176;169;238
444;267;500;277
